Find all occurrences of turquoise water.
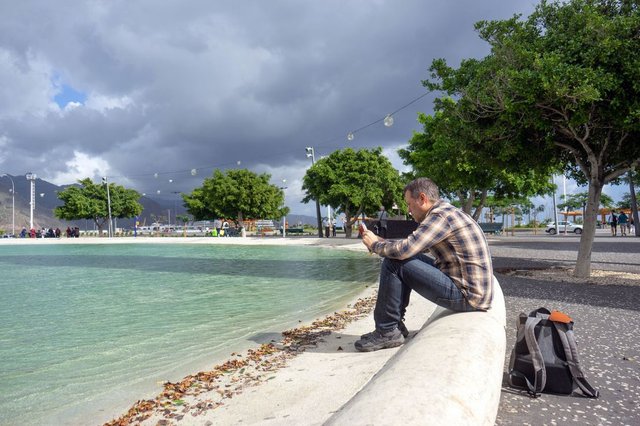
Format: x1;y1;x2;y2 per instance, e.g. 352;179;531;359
0;244;380;426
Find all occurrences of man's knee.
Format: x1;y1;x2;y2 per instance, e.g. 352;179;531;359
381;257;404;274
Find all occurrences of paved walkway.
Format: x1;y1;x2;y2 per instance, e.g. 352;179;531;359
489;235;640;425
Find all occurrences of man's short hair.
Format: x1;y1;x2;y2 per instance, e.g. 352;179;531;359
404;178;440;201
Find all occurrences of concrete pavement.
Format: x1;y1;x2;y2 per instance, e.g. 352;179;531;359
489;234;640;425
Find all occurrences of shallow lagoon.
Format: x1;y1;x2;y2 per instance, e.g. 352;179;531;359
0;243;379;425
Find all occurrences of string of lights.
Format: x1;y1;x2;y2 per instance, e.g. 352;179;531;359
24;91;431;198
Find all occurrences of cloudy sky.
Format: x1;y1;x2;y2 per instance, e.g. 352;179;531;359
6;0;620;217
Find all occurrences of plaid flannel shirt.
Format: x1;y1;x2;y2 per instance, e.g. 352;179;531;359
371;201;493;310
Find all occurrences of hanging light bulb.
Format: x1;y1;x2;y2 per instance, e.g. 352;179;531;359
191;169;197;176
237;160;241;166
156;190;161;194
347;132;354;141
154;173;158;178
384;114;394;127
169;179;173;183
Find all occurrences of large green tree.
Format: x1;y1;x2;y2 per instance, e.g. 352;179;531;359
429;0;640;277
182;169;286;228
302;147;405;238
399;99;555;219
54;178;143;235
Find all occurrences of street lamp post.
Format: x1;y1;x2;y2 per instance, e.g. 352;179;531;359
26;172;36;230
305;147;324;238
1;174;15;236
280;179;287;238
102;177;113;238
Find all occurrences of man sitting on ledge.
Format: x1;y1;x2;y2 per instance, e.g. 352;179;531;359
356;177;493;352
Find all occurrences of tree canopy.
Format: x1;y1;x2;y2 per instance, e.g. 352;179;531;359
182;169;286;227
54;178;143;234
427;0;640;276
302;147;405;237
399;98;555;220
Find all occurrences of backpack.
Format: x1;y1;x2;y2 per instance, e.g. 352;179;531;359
508;307;599;398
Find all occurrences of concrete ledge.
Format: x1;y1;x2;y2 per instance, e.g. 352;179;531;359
327;278;506;426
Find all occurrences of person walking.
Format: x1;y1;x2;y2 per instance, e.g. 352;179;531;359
618;211;628;236
610;212;618;236
356;177;493;352
376;206;389;238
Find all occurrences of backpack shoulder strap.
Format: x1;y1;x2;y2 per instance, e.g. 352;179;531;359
522;316;546;396
552;322;599;398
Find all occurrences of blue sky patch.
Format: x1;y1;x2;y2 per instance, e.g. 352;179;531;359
54;84;87;108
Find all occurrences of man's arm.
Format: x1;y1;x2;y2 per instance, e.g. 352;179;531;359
369;214;450;259
362;230;381;251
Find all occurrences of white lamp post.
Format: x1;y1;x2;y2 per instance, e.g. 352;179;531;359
305;147;324;238
281;179;287;238
26;172;36;230
102;177;113;238
1;174;15;236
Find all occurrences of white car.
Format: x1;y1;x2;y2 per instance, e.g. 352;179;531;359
546;221;583;234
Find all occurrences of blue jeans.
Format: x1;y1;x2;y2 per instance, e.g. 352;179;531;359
374;254;475;331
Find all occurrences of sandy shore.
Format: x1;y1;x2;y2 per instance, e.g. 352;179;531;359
1;236;434;425
104;275;434;426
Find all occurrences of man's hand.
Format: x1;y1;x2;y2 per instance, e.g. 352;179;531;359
362;230;382;251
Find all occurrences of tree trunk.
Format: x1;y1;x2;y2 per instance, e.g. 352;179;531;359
344;218;354;238
343;206;361;239
315;199;323;238
236;211;244;230
471;190;488;221
461;191;474;215
574;180;603;278
94;217;107;237
629;170;639;237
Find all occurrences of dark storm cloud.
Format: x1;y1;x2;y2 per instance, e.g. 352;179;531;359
0;0;537;213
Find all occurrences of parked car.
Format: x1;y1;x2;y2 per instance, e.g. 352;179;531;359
545;221;583;234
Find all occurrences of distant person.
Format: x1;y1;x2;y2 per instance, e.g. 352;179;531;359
55;228;61;238
66;227;72;238
376;206;389;238
29;228;36;238
213;218;222;236
610;212;618;236
617;212;628;236
20;227;27;238
356;177;493;352
331;218;337;237
323;217;330;238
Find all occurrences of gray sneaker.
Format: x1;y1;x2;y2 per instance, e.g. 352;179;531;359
355;328;405;352
360;321;409;340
